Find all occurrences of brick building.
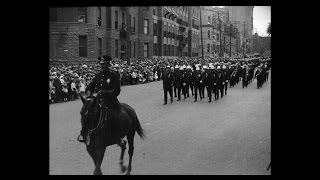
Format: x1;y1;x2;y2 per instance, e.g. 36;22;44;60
50;6;252;64
49;7;108;64
227;6;254;55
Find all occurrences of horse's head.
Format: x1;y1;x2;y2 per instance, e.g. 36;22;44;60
79;94;100;130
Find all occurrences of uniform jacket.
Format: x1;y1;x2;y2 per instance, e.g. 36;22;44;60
180;71;188;87
162;71;173;89
86;69;121;108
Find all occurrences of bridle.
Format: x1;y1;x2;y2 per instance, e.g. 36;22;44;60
81;94;107;146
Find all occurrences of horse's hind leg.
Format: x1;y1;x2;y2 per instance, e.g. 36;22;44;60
118;139;127;173
93;147;106;175
126;132;135;175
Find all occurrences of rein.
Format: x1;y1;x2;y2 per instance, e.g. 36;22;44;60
86;101;107;146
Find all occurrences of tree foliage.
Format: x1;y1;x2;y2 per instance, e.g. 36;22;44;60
267;22;271;36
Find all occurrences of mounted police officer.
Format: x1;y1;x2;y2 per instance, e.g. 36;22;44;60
78;55;123;146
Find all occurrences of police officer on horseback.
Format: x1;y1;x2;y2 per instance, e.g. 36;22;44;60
78;55;123;146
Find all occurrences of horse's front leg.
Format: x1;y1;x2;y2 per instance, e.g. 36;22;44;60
126;134;135;175
93;147;106;175
118;139;127;174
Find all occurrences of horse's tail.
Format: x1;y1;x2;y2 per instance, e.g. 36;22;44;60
135;116;146;140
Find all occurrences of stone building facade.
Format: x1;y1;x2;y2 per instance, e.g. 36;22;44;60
49;6;253;64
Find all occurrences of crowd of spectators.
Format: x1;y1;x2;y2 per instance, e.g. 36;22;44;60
49;56;270;104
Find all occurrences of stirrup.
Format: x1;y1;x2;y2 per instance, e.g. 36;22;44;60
117;138;126;146
77;135;85;143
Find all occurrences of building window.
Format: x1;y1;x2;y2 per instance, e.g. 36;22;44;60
208;16;211;24
97;7;102;26
207;43;210;53
207;30;210;38
154;36;157;44
115;39;118;58
172;45;174;56
78;8;87;23
154;43;157;56
212;44;215;53
133;42;136;58
115;10;118;29
154;21;158;36
144;19;149;34
163;45;166;56
98;38;102;56
79;35;87;57
153;6;156;15
133;17;136;33
122;12;125;25
49;8;58;22
144;43;149;58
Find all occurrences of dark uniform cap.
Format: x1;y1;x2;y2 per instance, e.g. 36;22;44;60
98;55;112;65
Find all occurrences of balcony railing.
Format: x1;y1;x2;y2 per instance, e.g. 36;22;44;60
130;26;135;34
177;18;182;24
120;30;127;39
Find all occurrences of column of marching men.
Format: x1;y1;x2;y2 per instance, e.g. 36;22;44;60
161;57;271;105
49;56;270;105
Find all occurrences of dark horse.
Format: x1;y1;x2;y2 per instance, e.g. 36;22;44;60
78;93;145;175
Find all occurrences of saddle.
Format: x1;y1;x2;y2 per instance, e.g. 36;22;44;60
88;100;122;146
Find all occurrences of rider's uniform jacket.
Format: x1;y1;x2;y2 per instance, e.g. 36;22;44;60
86;68;121;109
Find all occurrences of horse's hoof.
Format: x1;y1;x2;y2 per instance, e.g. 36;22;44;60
120;165;127;174
125;171;131;175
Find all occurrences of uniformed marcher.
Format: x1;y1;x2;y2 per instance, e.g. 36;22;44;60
173;65;180;98
204;65;213;102
162;66;173;105
78;55;123;145
175;66;182;101
186;65;193;97
223;65;229;96
193;65;201;102
255;63;263;89
216;66;224;99
242;64;248;88
199;65;205;100
212;64;219;100
180;65;188;100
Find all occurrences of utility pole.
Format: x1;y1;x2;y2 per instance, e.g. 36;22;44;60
218;10;222;57
229;23;232;58
236;27;238;57
228;7;231;58
243;21;246;57
199;6;204;60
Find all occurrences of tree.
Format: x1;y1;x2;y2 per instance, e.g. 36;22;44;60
267;22;271;36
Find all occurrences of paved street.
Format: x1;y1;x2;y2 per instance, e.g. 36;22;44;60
50;72;271;175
